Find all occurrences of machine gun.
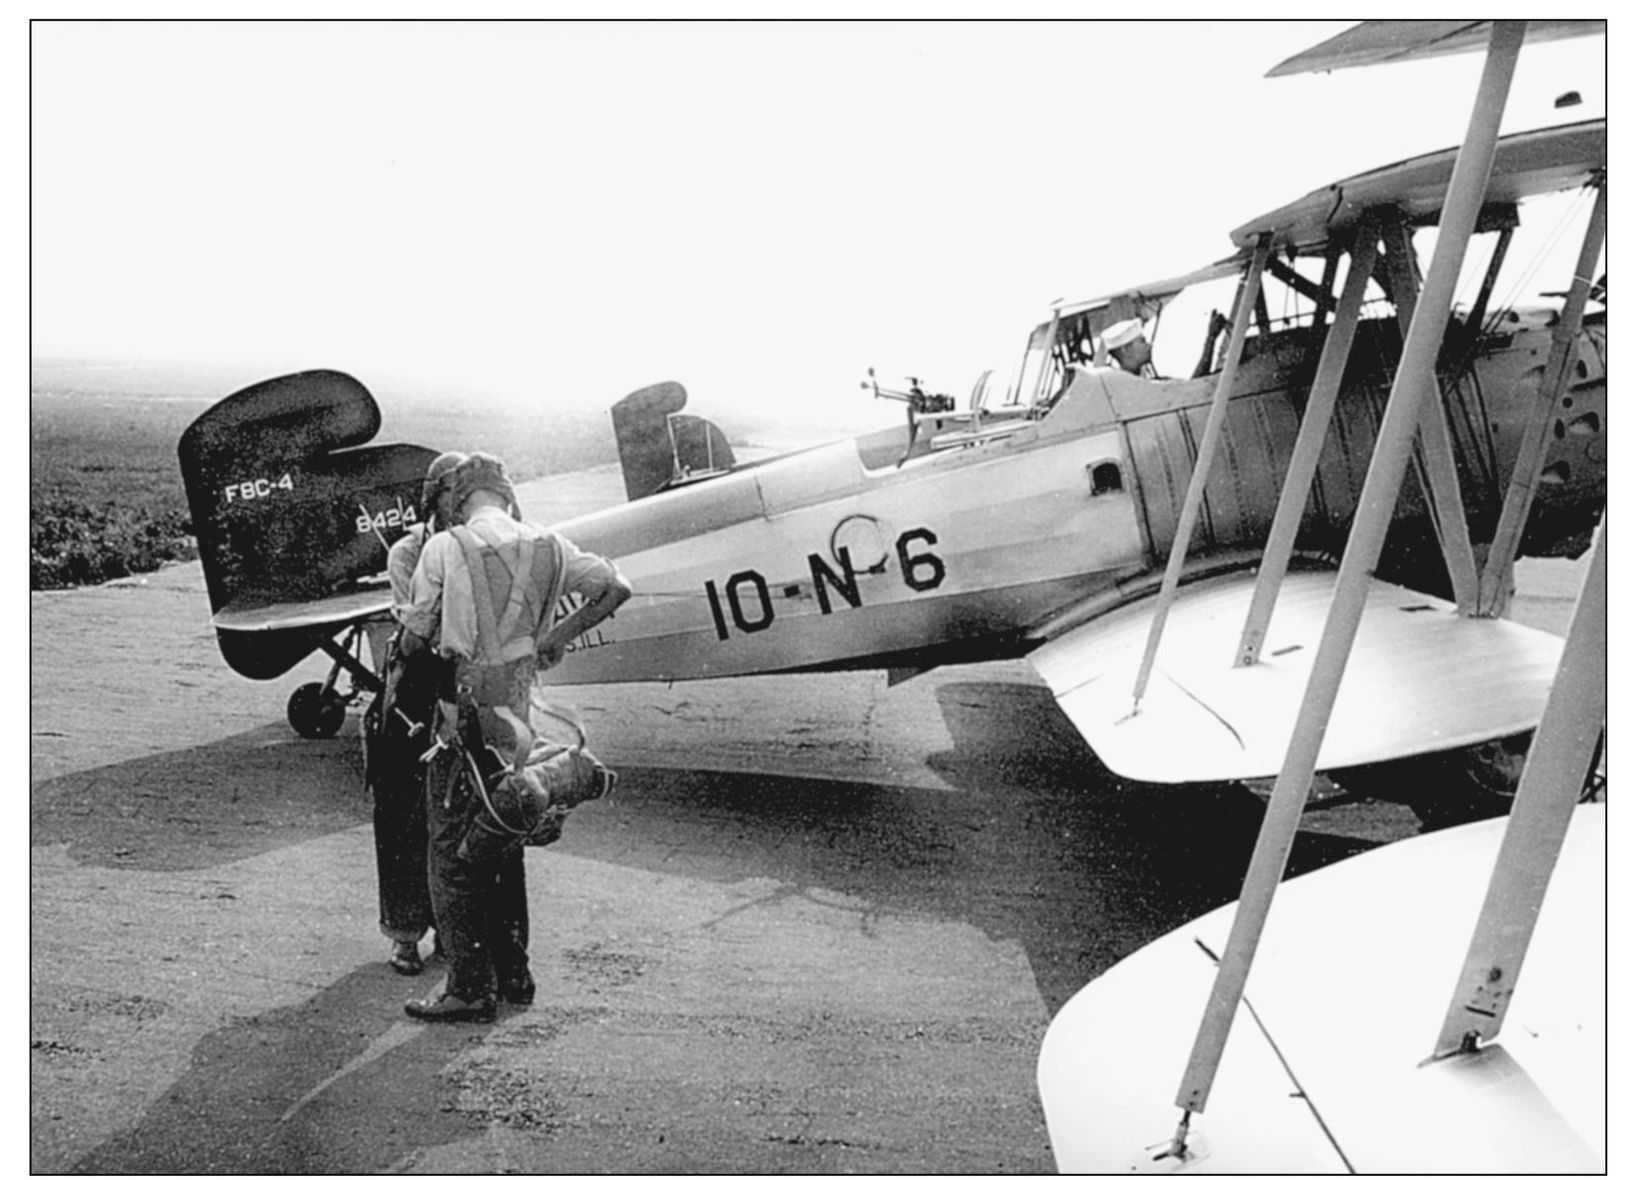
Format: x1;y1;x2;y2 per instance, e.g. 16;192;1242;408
862;367;957;466
861;367;956;415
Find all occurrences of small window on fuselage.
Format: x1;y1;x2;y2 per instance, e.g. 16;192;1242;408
1090;461;1124;495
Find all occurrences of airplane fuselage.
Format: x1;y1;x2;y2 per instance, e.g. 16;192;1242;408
545;314;1605;686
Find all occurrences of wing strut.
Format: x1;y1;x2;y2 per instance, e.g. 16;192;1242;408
1129;234;1272;706
1380;215;1482;612
1455;221;1515;358
1168;19;1526;1141
1235;219;1379;665
1477;177;1607;616
1433;519;1604;1057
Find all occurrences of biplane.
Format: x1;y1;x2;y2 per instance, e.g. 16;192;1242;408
1035;19;1605;1172
182;25;1604;818
533;119;1603;808
177;370;436;736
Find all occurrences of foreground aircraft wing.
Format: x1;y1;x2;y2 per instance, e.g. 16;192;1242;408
1038;804;1604;1172
1027;570;1561;783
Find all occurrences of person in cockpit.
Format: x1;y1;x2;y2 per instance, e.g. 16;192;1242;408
1101;318;1158;378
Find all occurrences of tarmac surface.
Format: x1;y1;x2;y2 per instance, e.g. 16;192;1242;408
29;461;1586;1174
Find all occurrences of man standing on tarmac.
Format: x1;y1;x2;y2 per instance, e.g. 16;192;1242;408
397;452;631;1023
364;450;469;978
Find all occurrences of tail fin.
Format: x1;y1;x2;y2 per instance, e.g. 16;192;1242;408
611;381;736;501
177;370;437;677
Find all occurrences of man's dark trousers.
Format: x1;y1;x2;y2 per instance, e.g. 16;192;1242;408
424;732;530;1002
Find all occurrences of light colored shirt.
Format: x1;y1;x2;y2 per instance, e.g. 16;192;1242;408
386;524;429;618
401;505;621;662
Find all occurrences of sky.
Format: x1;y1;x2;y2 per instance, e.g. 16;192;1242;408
31;19;1607;427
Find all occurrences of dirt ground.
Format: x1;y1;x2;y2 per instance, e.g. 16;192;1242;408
29;462;1587;1174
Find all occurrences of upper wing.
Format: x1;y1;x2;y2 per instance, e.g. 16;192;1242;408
1049;254;1249;322
1048;116;1603;328
1230;119;1605;255
1027;569;1562;783
1267;19;1603;77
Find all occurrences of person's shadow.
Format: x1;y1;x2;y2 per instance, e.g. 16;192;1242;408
68;965;545;1174
32;721;371;872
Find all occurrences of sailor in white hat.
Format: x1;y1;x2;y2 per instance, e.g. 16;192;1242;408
1100;318;1157;378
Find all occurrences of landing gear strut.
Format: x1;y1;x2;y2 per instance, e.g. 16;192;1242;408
285;621;385;739
1331;733;1532;830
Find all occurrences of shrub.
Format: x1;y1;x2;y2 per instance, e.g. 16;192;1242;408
30;497;197;590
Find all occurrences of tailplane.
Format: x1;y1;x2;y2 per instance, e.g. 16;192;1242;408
177;370;436;678
611;381;736;501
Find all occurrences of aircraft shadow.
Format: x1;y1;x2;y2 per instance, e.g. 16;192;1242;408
32;681;1391;1018
42;679;1398;1172
31;723;372;871
925;680;1388;1009
559;678;1388;1015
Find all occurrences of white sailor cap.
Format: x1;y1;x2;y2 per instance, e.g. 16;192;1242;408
1101;318;1145;350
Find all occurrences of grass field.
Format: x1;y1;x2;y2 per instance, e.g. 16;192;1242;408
29;362;633;591
30;390;205;589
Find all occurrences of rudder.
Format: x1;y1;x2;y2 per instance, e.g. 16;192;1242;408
178;370;437;678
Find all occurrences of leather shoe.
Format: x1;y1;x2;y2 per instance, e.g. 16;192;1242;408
404;988;495;1023
389;941;423;976
499;972;536;1006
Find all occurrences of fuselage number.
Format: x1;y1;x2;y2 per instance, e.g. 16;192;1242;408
223;473;294;502
703;526;944;641
356;502;418;535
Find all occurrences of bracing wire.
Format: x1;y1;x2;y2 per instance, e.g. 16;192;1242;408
1482;188;1594;335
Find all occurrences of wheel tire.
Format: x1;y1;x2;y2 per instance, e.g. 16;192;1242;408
288;682;346;739
1334;736;1527;832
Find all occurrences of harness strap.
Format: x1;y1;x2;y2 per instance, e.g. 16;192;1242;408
530;698;588;752
450;523;558;665
492;704;536;773
492;539;536;646
449;526;503;662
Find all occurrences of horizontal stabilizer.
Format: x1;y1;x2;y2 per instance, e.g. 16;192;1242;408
1028;570;1561;783
213;587;392;633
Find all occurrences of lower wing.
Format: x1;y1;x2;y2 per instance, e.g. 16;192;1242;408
1027;569;1562;783
1038;804;1604;1172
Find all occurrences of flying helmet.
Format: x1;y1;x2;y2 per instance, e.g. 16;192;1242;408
449;452;521;519
419;451;470;525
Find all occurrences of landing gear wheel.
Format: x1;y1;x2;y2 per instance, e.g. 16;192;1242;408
288;682;346;738
1332;734;1530;832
